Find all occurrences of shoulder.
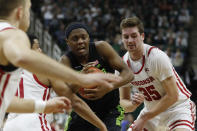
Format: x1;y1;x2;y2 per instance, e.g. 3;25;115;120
94;40;112;55
1;29;29;46
148;48;172;69
1;28;27;40
148;48;169;61
95;41;109;48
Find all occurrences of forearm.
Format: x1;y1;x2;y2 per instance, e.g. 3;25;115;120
7;97;34;113
113;69;134;90
72;95;106;129
142;94;178;120
120;99;139;113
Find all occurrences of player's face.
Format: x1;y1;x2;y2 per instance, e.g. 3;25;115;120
19;0;31;32
32;39;42;52
67;28;90;57
121;26;144;52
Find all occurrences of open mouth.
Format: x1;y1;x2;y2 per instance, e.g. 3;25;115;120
128;44;136;48
77;47;86;53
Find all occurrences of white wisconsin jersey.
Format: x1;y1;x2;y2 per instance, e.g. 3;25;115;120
0;22;22;127
123;44;191;110
15;70;51;101
6;70;53;131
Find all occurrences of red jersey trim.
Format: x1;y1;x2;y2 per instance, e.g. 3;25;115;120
33;74;48;89
19;78;24;98
0;74;11;107
147;46;157;57
0;27;15;32
127;55;145;74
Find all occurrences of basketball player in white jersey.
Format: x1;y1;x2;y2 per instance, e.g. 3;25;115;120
118;17;196;131
3;35;108;131
0;0;121;127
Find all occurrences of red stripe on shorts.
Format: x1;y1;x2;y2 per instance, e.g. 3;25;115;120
39;115;46;131
170;123;194;130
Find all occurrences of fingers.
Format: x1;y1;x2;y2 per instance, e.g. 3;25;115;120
54;97;72;113
101;73;122;83
83;88;97;94
132;93;144;105
82;89;97;99
84;94;101;100
59;97;72;110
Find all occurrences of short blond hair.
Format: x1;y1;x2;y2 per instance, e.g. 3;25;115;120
120;16;144;34
0;0;25;18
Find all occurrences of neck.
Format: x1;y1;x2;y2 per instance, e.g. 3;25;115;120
77;55;89;65
129;44;144;61
0;17;19;28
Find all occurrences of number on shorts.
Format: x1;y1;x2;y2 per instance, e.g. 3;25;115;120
139;85;161;101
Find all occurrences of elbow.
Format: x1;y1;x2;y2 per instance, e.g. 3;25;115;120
173;93;179;103
119;102;128;113
169;93;179;104
120;99;135;113
10;50;31;67
12;54;28;67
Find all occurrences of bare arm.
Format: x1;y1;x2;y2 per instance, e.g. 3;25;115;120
2;29;82;84
2;29;120;88
7;96;72;113
51;80;107;130
95;41;134;90
141;50;179;121
81;41;134;100
119;83;144;113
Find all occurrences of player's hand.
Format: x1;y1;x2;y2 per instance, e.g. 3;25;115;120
131;93;144;106
44;97;72;114
81;61;99;73
82;85;112;100
81;73;122;89
132;117;147;131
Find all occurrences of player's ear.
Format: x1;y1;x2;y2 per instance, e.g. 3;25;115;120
141;33;145;41
15;6;24;21
65;38;69;45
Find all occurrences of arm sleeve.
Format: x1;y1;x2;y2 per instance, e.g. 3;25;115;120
149;50;174;81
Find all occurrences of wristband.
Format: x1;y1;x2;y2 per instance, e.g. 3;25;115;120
34;100;46;113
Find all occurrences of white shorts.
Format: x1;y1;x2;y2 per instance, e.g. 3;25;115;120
128;99;196;131
3;113;53;131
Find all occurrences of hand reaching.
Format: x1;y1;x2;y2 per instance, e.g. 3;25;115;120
44;97;72;114
131;93;144;106
81;85;113;100
81;73;122;89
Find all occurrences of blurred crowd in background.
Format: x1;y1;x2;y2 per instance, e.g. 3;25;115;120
31;0;195;130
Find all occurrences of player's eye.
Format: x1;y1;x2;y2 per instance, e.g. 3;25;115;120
124;35;129;39
72;36;78;42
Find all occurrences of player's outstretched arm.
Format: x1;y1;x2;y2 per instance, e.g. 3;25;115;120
2;29;120;88
7;96;72;113
95;41;134;90
51;80;107;131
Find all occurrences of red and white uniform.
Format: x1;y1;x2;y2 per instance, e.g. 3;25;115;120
3;70;53;131
123;44;196;131
0;22;22;128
